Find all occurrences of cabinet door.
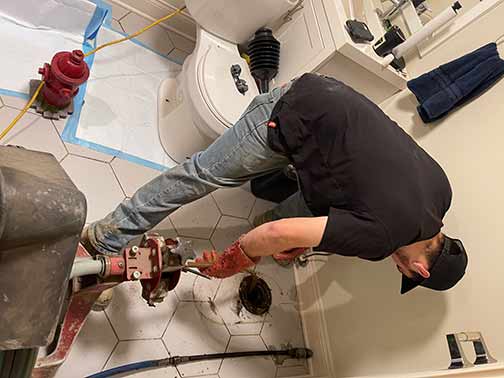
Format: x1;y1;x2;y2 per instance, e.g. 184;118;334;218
272;0;335;86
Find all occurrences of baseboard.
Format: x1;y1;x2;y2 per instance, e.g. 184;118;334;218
294;257;336;378
294;259;504;378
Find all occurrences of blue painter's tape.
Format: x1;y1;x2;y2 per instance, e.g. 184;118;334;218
87;0;113;29
85;5;110;39
0;89;29;99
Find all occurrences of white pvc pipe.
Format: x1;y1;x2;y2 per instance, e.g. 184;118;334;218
392;3;460;58
381;54;396;68
348;0;355;19
70;258;103;279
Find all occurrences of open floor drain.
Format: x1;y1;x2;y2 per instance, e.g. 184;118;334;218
239;274;272;316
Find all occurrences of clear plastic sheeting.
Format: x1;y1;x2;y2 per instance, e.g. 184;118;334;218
68;27;181;169
0;0;97;94
0;0;96;35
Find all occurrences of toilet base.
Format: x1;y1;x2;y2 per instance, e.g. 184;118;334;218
158;77;214;163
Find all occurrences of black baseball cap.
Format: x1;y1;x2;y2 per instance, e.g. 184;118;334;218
401;236;468;294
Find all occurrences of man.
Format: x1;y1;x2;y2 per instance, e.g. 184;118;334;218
82;73;467;295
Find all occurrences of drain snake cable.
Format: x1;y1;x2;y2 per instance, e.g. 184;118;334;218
0;5;186;142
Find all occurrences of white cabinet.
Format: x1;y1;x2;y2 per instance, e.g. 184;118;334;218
273;0;335;85
271;0;408;103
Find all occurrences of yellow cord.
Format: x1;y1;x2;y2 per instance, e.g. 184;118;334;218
0;6;186;141
84;6;186;57
0;80;45;141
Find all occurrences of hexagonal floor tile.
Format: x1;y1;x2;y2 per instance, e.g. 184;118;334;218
0;107;66;162
60;155;125;223
248;198;277;227
220;335;276;378
53;312;117;378
163;302;230;377
174;238;221;302
261;303;305;367
255;257;298;305
120;12;174;55
213;273;265;335
211;216;252;252
152;214;178;240
105;281;178;340
166;30;195;54
104;339;179;378
111;158;161;197
1;96;38;114
212;185;256;218
170;195;221;239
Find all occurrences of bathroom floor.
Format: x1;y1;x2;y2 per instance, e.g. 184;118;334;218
0;5;309;377
0;95;309;378
0;7;308;375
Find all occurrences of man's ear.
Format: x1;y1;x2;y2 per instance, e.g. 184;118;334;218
412;262;430;279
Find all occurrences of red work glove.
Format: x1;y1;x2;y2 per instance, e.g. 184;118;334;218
272;247;306;262
196;239;260;278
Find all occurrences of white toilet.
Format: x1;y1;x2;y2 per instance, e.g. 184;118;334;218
158;0;296;163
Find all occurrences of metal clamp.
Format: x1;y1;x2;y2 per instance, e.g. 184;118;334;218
283;0;304;22
446;332;497;369
230;65;248;95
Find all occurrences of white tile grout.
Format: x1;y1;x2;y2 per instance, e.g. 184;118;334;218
218;336;233;374
247;198;258;221
109;161;128;198
101;340;119;371
117;11;131;23
207;214;222;241
68;152;114;163
160;299;180;340
58;152;69;163
104;310;120;342
116;337;166;342
58;154;69;164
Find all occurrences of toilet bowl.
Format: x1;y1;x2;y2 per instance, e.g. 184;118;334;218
158;0;295;163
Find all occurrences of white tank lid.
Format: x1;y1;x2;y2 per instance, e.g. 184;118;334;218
197;43;259;130
185;0;296;44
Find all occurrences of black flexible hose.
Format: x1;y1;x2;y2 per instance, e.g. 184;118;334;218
86;348;313;378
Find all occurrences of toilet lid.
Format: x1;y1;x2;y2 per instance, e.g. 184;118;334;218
197;44;259;128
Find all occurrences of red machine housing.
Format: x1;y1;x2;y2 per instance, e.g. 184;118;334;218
38;50;90;108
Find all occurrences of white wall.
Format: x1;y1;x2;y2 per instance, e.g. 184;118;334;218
314;2;504;377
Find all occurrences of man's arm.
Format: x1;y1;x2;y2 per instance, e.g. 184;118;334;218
240;216;328;258
197;216;328;278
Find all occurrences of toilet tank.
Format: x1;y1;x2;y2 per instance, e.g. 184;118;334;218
185;0;296;44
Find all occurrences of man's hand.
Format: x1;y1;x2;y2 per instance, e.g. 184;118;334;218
273;247;307;261
195;239;259;278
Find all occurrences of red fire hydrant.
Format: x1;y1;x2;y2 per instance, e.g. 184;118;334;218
38;50;90;109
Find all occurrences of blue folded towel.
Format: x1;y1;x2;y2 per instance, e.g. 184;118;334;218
407;43;504;123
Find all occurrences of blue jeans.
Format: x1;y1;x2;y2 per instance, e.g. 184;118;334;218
88;84;311;254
